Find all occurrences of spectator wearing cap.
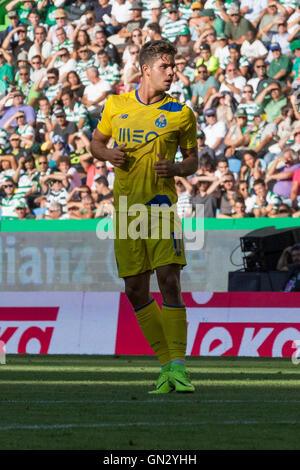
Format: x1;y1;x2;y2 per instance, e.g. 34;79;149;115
175;27;195;63
224;110;252;168
195;43;219;76
2;22;32;65
240;29;268;65
52;108;78;146
219;62;246;103
202;107;227;159
224;4;255;46
196;129;216;163
118;2;147;40
47;8;74;46
191;63;220;110
267;42;293;84
0;90;35;128
0;178;27;219
144;1;168;30
7;0;35;25
247;108;277;159
222;42;250;78
15;200;32;219
0;9;21;45
162;6;188;43
257;0;286;46
189;9;216;41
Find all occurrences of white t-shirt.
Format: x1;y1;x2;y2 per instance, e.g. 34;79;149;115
83;80;111;112
219;75;246;103
240;40;268;61
111;0;131;24
203;121;227;156
28;41;53;61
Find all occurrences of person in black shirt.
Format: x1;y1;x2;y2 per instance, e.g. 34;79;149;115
52;108;78;145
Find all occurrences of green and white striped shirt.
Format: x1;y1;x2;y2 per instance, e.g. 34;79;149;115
1;194;27;219
64;102;91;132
52;39;74;54
236;102;261;124
98;63;120;84
45;83;62;104
162;18;188;43
75;57;96;86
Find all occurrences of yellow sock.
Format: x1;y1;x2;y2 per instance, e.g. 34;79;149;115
134;298;170;365
161;303;187;362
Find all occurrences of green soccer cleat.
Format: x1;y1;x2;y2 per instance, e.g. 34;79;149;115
168;363;195;393
148;371;175;394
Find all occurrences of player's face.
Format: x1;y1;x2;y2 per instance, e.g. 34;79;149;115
148;54;175;92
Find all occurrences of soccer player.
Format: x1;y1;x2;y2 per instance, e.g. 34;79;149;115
91;40;198;393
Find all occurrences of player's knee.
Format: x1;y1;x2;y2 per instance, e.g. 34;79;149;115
159;272;181;303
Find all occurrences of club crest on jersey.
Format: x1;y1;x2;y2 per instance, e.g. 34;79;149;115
155;114;167;128
120;114;128;119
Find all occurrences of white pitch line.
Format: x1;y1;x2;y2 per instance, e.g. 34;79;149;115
0;420;299;431
2;399;300;405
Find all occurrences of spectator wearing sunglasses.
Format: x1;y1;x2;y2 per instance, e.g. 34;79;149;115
0;178;27;219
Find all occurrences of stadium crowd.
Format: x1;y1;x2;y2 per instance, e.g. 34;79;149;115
0;0;299;220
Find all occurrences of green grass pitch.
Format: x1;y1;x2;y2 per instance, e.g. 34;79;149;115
1;354;300;450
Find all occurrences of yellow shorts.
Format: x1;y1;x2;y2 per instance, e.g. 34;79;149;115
114;207;186;278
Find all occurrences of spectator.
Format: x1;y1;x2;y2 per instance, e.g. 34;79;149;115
191;63;219;111
219;62;246;103
252;177;281;217
202;107;227;159
224;4;255;46
266;148;300;204
162;5;188;43
267;42;293;85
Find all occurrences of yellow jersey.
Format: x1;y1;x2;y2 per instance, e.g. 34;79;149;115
97;90;197;210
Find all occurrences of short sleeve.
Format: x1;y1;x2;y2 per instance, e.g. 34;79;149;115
97;95;113;137
179;104;197;149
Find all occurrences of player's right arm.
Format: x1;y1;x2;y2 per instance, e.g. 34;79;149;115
90;128;127;168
